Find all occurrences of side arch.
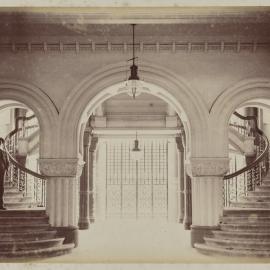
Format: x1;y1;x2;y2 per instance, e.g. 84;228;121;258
59;61;209;158
0;79;59;157
210;78;270;156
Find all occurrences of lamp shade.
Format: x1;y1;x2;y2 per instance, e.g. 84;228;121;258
130;139;144;160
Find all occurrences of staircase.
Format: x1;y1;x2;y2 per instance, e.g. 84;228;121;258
195;111;270;257
195;174;270;257
4;182;34;209
0;210;74;259
0;113;74;259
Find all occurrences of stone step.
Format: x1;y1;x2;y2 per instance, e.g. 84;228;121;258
248;191;270;196
0;238;64;251
195;243;270;257
0;243;75;259
4;196;32;203
256;186;270;191
221;216;270;224
262;180;270;186
213;230;270;240
221;223;270;232
0;216;49;224
0;223;50;232
4;201;36;209
229;201;270;208
3;192;23;198
3;187;20;193
204;237;270;250
0;230;57;241
240;195;270;202
223;208;270;217
0;210;46;217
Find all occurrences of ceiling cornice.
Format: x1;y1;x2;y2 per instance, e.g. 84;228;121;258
1;7;270;24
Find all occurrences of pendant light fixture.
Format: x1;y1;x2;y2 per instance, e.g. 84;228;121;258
119;24;148;99
130;132;144;160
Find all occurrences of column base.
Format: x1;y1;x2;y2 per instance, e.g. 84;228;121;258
78;219;90;230
183;218;191;230
178;218;184;224
90;218;95;223
53;226;79;248
190;225;220;247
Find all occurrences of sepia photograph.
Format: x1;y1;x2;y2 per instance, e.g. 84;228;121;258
0;1;270;269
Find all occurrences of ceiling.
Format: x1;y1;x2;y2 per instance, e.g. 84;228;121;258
1;8;270;42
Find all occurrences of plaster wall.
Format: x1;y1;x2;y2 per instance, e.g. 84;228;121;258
0;51;269;112
0;50;269;158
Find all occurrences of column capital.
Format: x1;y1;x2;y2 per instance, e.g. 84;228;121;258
83;129;92;147
89;136;98;152
175;135;184;152
187;157;229;177
38;158;85;178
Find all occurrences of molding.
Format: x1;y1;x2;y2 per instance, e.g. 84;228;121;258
0;7;270;24
188;157;230;177
38;158;85;177
0;41;267;54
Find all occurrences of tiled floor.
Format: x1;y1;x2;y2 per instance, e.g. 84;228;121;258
39;219;270;264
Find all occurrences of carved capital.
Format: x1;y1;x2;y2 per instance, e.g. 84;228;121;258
187;157;229;177
89;136;98;152
176;135;184;152
38;158;85;178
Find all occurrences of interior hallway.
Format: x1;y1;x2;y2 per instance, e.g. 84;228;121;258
36;220;270;264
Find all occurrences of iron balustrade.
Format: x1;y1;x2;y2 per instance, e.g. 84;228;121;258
224;112;269;207
4;115;46;208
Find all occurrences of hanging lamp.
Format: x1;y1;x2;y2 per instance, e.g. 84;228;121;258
119;24;149;99
130;132;143;161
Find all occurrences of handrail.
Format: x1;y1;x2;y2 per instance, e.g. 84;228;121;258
223;111;269;207
224;134;269;179
1;146;45;179
4;116;45;179
224;112;268;180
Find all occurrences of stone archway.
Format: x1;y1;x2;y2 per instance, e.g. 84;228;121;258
210;78;270;157
59;61;209;159
0;79;59;157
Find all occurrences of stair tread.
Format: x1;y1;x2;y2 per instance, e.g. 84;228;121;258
0;243;75;257
205;237;270;244
195;243;270;257
224;207;270;211
213;230;270;236
0;237;64;245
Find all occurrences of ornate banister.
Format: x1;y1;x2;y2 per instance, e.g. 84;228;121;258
4;114;46;208
224;111;269;207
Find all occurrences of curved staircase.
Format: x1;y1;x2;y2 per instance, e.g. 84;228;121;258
195;174;270;257
195;111;270;257
0;113;75;260
0;210;74;259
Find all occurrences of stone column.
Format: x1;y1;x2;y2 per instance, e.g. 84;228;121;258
89;136;98;223
167;138;178;222
78;130;91;229
39;158;84;247
184;174;192;230
188;157;229;247
175;135;185;224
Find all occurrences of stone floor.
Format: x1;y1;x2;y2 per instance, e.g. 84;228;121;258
37;219;270;264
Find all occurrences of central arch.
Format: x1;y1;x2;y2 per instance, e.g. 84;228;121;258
59;61;209;158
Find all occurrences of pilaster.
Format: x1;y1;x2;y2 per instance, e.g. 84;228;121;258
89;136;98;222
187;157;229;247
78;130;91;230
38;157;84;247
175;135;185;224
